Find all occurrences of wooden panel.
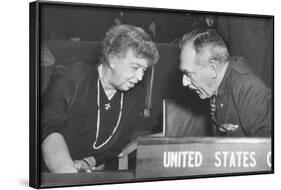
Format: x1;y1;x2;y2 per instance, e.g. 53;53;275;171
136;137;271;179
164;99;211;137
41;170;134;187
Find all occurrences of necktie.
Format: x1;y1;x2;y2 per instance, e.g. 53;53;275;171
210;95;217;129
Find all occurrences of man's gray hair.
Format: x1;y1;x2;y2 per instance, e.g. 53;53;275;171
179;28;229;64
101;24;159;66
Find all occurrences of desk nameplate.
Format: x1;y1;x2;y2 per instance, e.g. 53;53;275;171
136;137;271;179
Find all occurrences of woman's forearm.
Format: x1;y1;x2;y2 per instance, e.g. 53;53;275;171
42;132;77;173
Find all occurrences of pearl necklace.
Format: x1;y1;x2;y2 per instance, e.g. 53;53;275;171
93;78;124;150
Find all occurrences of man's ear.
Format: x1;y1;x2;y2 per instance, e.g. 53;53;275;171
107;54;117;69
209;60;218;79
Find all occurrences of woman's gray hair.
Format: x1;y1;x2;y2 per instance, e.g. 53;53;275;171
101;24;159;65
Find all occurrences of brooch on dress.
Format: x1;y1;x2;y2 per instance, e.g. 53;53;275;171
105;103;111;110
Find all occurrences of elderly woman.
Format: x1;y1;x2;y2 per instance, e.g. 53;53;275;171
41;25;159;173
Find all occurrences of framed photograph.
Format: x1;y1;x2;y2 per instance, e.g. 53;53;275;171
30;0;274;188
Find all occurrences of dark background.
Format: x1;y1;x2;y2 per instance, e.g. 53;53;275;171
40;4;273;88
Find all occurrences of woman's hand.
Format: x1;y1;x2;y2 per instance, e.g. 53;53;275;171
74;160;93;173
74;159;105;172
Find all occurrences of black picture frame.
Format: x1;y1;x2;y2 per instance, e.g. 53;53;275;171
30;0;274;188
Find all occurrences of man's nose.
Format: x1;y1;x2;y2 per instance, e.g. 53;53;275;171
182;74;191;87
135;69;144;81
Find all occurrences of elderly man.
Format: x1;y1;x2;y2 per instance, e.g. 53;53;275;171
179;29;272;137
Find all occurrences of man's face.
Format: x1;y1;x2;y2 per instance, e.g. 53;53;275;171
108;48;149;91
179;44;215;99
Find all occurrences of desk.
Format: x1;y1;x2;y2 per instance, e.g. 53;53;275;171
41;137;272;187
41;171;134;187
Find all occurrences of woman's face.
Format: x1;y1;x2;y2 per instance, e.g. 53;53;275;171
108;48;149;91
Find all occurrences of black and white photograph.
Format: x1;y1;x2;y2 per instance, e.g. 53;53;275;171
29;0;273;188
